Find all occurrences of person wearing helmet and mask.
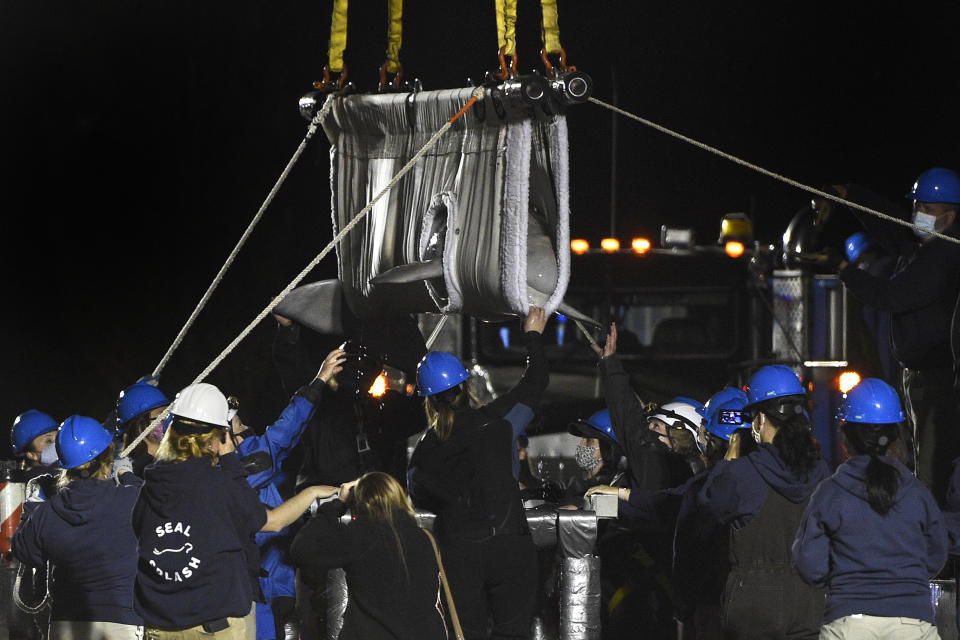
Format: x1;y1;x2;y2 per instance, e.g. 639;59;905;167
699;365;830;640
11;410;61;478
12;415;144;640
407;307;547;640
793;378;946;639
564;409;627;506
132;382;339;640
592;324;698;491
817;169;960;503
115;382;171;477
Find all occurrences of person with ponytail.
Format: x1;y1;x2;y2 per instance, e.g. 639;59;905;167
699;365;830;639
793;378;947;639
12;415;143;640
289;472;446;640
133;383;338;640
407;307;547;640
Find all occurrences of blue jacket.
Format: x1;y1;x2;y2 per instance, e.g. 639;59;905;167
699;443;830;529
237;392;318;640
12;473;143;625
792;455;947;624
134;453;267;629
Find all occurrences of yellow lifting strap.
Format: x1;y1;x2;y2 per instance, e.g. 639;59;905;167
540;0;562;54
327;0;349;73
384;0;402;73
495;0;518;57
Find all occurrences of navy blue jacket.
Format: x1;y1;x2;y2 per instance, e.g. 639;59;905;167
133;453;267;630
699;443;830;529
793;455;947;623
12;473;143;625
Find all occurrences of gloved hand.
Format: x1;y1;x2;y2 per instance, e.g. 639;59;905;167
112;456;134;478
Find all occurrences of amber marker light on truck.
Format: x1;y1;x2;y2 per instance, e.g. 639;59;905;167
631;238;652;254
837;371;861;394
571;239;590;254
368;373;388;398
601;238;620;253
725;240;745;258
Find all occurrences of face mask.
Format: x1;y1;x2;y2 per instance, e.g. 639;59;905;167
39;442;59;466
912;211;938;239
575;444;601;473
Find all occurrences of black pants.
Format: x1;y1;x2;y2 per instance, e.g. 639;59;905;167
439;533;538;640
721;570;821;640
903;366;960;504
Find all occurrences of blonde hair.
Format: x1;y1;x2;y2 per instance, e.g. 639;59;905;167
424;384;470;441
154;423;221;465
350;472;416;579
57;443;115;489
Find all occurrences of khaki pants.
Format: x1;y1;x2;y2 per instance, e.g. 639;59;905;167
144;612;247;640
820;614;940;640
49;620;143;640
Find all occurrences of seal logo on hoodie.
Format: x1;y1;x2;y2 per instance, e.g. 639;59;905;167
147;520;200;582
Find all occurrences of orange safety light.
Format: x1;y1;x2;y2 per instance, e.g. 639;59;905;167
837;371;861;394
368;373;388;398
725;240;745;258
600;238;620;253
570;238;590;255
631;237;652;254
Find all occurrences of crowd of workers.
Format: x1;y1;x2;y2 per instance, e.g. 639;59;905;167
7;167;960;640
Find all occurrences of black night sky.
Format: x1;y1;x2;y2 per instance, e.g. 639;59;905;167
3;1;960;457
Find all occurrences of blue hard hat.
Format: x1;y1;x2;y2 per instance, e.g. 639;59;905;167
417;351;471;396
745;365;805;408
568;409;618;444
117;382;170;427
11;410;59;455
56;415;113;469
908;168;960;204
702;388;749;441
844;231;873;263
838;377;905;424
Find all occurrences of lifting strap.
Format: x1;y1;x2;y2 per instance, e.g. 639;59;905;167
328;0;349;73
540;0;562;55
495;0;518;57
384;0;402;74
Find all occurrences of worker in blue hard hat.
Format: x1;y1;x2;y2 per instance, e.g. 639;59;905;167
699;365;829;639
818;168;960;503
408;306;548;640
12;415;144;639
115;381;171;477
11;410;61;476
794;378;947;639
564;409;627;505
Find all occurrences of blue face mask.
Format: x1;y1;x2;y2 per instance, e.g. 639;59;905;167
39;442;59;466
912;211;938;239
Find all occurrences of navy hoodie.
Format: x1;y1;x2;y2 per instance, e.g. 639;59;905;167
12;473;143;624
133;453;266;629
699;443;830;529
793;455;947;624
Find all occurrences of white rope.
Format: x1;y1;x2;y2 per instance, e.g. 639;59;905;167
122;88;486;457
151;101;334;378
588;97;960;247
425;314;451;350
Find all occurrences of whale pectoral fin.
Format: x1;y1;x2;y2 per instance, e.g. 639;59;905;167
557;301;601;327
369;259;444;285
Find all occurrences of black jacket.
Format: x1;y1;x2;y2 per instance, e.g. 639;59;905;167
409;407;527;541
838;184;960;369
290;501;446;640
600;355;695;490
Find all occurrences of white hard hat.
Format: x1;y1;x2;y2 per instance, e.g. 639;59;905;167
169;383;230;430
648;401;702;440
